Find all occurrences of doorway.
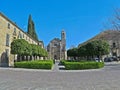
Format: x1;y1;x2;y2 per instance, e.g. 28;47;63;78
0;49;9;67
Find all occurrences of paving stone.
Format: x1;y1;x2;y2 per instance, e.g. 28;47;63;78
0;62;120;90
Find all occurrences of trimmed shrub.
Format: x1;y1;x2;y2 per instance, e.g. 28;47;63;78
59;60;66;65
14;60;53;69
64;61;104;70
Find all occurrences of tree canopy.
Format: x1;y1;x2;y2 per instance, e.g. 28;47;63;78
11;39;30;55
11;39;48;59
27;15;38;41
67;40;110;60
67;48;78;57
67;48;78;60
78;40;110;58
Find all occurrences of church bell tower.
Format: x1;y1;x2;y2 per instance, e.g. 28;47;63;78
61;30;67;60
61;30;66;50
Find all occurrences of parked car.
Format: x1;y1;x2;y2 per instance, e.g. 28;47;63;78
94;58;102;62
104;57;114;62
112;56;118;61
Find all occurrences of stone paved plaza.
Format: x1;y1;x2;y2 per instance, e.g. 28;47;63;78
0;62;120;90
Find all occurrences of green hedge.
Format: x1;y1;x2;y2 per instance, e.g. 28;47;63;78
64;61;104;70
14;60;53;69
60;60;94;65
60;60;66;65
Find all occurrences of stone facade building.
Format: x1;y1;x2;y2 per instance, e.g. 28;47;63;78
98;30;120;57
79;30;120;58
47;31;67;60
0;12;44;67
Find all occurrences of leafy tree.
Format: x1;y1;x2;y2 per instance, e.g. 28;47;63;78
27;14;38;41
78;45;87;57
11;39;29;55
85;42;95;57
37;46;48;57
67;48;78;60
30;44;38;60
41;48;48;57
11;39;30;61
78;40;110;61
93;40;110;56
11;39;48;61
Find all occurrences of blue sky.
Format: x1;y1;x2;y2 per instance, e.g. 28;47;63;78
1;0;120;49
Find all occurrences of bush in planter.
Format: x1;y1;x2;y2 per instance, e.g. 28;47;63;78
14;60;53;69
64;61;104;70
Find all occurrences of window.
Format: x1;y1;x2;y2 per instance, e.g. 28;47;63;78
13;37;16;40
18;31;22;39
23;34;24;38
54;43;58;46
8;23;10;29
26;37;27;40
13;28;16;35
6;34;10;46
113;43;116;48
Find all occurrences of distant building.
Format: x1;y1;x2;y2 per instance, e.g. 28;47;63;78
0;12;44;67
47;31;67;60
78;30;120;58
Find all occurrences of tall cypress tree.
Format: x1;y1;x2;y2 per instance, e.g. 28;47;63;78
27;14;38;41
